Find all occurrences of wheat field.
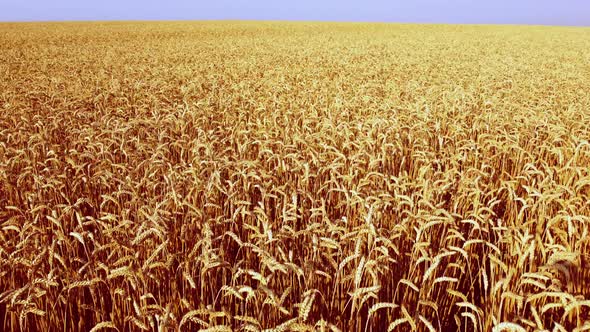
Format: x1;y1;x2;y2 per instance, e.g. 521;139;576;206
1;21;590;331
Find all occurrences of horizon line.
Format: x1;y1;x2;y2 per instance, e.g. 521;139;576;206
0;18;588;28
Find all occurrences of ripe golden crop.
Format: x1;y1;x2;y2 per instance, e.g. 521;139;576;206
1;21;589;331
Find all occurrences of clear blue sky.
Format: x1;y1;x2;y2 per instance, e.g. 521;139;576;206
1;0;589;26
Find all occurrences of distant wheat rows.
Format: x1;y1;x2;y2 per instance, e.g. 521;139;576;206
1;22;590;331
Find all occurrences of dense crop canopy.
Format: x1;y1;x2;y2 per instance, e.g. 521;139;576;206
1;21;590;331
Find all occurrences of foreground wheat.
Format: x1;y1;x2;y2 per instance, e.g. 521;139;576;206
1;21;589;331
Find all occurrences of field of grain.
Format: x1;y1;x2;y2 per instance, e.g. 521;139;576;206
1;21;590;331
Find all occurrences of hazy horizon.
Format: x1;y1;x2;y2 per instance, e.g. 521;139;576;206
2;19;589;29
2;0;589;27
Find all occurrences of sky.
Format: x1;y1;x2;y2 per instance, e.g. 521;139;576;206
1;0;589;26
